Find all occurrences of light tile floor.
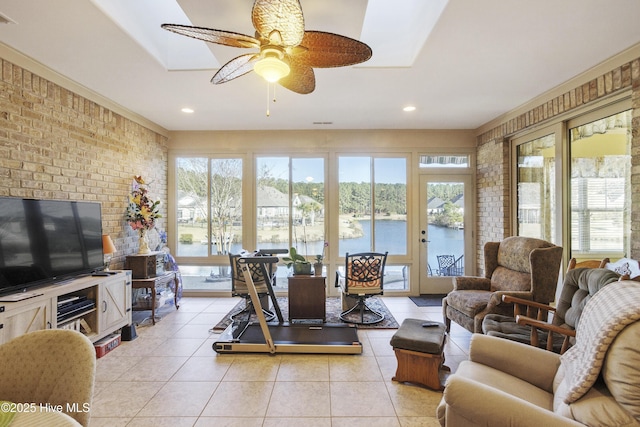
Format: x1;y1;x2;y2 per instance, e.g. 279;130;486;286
90;296;472;426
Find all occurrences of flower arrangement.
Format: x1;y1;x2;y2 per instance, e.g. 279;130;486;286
126;176;161;232
315;241;328;263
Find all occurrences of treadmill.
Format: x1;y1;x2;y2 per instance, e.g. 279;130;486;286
213;254;362;354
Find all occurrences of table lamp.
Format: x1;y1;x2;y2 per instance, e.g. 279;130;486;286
102;234;116;271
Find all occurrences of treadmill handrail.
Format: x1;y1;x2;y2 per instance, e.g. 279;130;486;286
239;261;277;353
238;255;284;322
256;248;288;255
238;255;280;264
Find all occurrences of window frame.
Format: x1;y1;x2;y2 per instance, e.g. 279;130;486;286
510;95;632;271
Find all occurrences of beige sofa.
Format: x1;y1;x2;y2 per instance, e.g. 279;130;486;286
437;280;640;426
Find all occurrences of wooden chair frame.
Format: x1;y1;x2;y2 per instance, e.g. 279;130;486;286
502;295;575;354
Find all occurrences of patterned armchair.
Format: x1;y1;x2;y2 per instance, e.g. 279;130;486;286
0;329;96;426
442;236;563;333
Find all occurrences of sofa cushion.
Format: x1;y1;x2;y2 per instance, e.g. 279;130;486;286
559;281;640;404
560;268;621;329
490;266;532;292
602;320;640;420
446;290;492;318
554;365;640;426
483;314;536;344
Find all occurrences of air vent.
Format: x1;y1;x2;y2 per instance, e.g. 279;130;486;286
0;12;16;25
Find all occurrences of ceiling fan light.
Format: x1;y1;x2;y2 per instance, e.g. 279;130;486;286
254;56;290;83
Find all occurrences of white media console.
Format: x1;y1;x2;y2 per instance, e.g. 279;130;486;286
0;271;132;345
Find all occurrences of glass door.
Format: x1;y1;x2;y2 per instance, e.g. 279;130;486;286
419;175;473;294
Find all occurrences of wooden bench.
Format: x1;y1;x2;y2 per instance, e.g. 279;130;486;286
390;318;448;390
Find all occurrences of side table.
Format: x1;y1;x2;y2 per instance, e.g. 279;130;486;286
288;275;326;322
131;271;180;325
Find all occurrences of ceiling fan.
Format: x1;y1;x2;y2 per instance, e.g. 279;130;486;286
161;0;372;94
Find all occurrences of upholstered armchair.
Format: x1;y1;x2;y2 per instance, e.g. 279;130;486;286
336;252;388;324
0;329;96;426
437;280;640;427
442;236;563;333
482;267;622;353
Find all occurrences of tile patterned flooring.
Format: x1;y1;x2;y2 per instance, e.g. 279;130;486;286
90;297;472;426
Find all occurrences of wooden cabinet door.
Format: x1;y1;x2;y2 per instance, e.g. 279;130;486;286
288;276;326;321
101;276;130;333
1;300;51;344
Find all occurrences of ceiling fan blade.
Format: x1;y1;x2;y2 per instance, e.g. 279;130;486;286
161;24;260;49
278;57;315;94
212;54;259;84
251;0;304;47
295;31;372;68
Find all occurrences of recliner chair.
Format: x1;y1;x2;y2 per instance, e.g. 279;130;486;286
437;280;640;426
442;236;563;333
482;267;622;353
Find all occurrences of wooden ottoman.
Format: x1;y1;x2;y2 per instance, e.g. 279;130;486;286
390;318;448;390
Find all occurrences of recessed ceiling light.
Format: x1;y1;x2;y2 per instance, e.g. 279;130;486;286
181;107;194;113
403;106;416;112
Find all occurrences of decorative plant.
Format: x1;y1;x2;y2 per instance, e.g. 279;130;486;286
283;246;309;268
126;176;161;233
315;241;328;263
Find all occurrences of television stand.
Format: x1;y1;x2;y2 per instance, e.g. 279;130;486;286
0;291;43;302
0;271;132;345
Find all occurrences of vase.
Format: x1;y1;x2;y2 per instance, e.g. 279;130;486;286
314;262;323;276
138;229;151;254
293;262;312;275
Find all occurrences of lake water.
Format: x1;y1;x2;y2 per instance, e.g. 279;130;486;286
177;220;463;268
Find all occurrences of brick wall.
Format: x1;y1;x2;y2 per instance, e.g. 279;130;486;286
475;58;640;265
0;58;169;268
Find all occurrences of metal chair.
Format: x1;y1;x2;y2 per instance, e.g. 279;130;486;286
437;254;456;276
336;252;388;324
449;254;464;276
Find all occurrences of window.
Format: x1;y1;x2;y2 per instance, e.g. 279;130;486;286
419;154;469;168
175;157;242;291
515;133;557;242
175;158;243;257
513;102;632;265
569;110;632;257
256;156;326;259
338;156;407;255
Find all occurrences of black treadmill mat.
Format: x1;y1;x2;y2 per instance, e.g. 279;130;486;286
238;323;359;345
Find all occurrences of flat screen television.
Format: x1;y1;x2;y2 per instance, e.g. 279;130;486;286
0;197;104;296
